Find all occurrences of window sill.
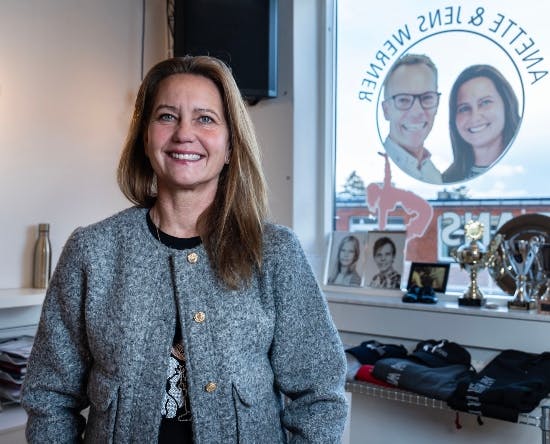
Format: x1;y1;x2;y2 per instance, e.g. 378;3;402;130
324;286;550;355
324;285;550;322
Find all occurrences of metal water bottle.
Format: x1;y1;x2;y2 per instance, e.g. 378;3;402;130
33;223;51;288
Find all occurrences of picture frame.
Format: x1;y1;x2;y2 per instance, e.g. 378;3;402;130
364;230;406;290
407;262;450;293
324;231;369;287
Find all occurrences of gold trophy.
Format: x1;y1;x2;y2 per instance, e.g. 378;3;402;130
451;221;502;307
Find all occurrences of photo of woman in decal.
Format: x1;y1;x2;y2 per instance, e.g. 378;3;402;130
443;64;521;183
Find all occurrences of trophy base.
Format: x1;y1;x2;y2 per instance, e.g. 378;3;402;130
458;296;485;307
538;301;550;314
507;299;536;310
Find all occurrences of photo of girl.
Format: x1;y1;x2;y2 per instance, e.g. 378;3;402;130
326;233;367;287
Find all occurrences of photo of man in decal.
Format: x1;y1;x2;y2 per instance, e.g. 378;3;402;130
381;54;443;185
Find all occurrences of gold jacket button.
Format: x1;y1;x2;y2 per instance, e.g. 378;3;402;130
187;252;198;264
193;311;206;323
205;382;217;393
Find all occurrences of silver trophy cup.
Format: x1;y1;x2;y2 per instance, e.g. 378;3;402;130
502;235;541;310
536;243;550;313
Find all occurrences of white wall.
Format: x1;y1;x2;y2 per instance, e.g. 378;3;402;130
0;0;305;288
1;0;153;287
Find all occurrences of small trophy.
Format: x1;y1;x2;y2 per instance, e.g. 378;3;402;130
502;234;542;310
451;220;501;307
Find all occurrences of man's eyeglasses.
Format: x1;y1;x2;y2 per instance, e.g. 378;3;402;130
388;91;441;110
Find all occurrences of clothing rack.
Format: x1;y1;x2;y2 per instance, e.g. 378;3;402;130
346;381;550;443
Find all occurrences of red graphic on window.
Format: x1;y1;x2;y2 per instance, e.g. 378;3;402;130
366;153;433;244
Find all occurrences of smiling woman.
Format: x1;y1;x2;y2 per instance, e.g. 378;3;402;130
442;64;521;183
21;55;348;443
145;73;231;211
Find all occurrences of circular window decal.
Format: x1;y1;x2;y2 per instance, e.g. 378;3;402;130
376;30;524;185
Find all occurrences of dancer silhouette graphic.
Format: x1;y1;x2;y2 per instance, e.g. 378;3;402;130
366;153;433;244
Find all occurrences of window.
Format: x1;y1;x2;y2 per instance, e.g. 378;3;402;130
332;0;550;293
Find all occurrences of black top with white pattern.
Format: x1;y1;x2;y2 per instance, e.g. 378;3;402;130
147;211;200;443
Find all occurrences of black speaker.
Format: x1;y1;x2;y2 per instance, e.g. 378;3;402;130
173;0;278;103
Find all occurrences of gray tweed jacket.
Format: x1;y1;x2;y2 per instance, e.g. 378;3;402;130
22;207;347;443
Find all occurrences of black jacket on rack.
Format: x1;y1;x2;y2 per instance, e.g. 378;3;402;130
447;349;550;422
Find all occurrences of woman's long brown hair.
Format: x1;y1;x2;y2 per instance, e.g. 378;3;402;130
117;56;268;289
